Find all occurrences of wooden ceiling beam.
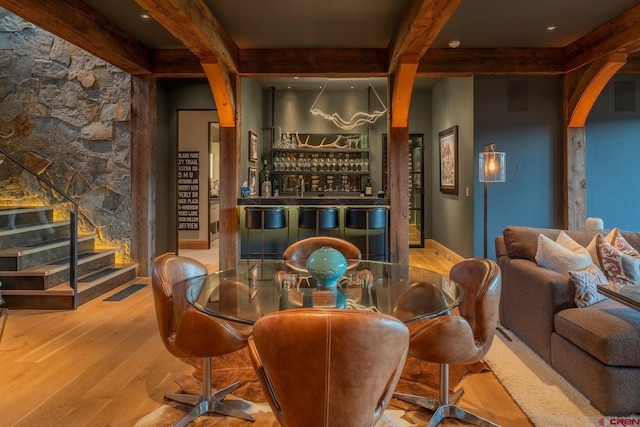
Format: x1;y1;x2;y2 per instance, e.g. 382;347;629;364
0;0;152;75
152;50;205;78
620;53;640;73
134;0;239;72
388;0;462;73
239;49;388;76
418;48;565;76
564;3;640;72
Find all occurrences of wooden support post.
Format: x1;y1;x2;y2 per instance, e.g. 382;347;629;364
130;75;156;275
388;126;410;264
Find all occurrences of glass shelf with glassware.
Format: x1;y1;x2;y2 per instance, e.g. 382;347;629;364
271;132;370;195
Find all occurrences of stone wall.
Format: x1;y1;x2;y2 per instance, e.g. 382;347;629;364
0;8;132;261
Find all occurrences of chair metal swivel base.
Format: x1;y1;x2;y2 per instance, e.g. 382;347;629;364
394;364;499;427
165;357;255;426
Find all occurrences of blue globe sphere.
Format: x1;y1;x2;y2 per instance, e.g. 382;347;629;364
306;246;348;289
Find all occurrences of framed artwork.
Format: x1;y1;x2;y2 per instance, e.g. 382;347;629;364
249;131;258;162
439;126;458;194
248;166;257;195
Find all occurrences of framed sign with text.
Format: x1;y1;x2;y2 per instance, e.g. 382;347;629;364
178;151;200;230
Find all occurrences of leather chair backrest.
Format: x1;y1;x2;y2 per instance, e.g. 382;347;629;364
450;258;501;353
283;236;361;262
151;254;254;359
407;258;501;365
248;309;409;427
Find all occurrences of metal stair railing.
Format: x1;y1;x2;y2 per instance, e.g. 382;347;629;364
0;149;80;309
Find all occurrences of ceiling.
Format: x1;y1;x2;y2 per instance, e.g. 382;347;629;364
3;0;640;88
81;0;639;50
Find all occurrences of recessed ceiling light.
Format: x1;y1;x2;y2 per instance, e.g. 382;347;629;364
546;25;557;31
140;13;151;19
448;40;461;48
287;86;291;89
293;77;299;80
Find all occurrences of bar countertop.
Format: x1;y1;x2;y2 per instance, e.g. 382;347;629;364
237;196;390;206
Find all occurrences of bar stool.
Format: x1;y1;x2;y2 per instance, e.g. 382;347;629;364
297;207;340;239
245;207;289;263
344;207;388;260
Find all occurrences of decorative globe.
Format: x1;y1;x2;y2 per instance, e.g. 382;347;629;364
306;246;348;289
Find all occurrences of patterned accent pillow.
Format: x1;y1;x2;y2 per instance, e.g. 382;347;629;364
535;233;593;275
568;264;608;308
611;229;640;257
596;234;640;285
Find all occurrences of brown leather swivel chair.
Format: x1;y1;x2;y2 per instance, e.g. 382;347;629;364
151;254;256;426
248;309;409;427
393;258;501;427
283;236;361;262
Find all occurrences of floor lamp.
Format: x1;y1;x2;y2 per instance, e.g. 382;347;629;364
479;143;506;258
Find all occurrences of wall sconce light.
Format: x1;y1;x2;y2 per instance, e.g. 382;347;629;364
479;143;506;258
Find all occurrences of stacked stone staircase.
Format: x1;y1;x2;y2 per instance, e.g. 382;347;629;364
0;206;138;310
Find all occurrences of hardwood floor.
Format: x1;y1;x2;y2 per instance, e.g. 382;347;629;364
0;244;533;427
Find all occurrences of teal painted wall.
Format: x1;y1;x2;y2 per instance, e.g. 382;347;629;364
473;76;563;259
586;75;640;231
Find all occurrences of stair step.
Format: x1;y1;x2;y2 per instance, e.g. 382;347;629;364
0;234;97;271
0;249;117;290
0;206;54;228
0;220;71;249
1;263;139;310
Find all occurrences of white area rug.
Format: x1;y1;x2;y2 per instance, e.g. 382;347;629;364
485;328;603;427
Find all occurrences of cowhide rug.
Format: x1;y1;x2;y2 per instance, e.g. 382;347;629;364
135;347;489;426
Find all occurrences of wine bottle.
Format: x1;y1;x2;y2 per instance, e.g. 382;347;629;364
258;159;270;196
365;178;372;196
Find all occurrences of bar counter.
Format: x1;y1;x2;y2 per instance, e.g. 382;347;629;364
237;196;390;206
237;196;390;261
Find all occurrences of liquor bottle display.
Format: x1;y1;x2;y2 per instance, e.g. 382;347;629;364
365;178;372;196
271;132;370;195
259;159;270;196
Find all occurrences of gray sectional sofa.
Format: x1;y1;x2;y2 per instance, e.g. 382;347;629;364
495;226;640;415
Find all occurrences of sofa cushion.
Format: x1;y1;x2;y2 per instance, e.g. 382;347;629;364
503;226;600;262
554;299;640;367
568;264;608;308
535;233;592;275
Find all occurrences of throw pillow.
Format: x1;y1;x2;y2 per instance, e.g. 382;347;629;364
587;228;640;267
535;233;593;275
586;229;616;268
596;234;640;285
568;264;608;308
611;229;640;258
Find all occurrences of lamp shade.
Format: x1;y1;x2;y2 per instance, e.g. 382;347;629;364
479;151;506;182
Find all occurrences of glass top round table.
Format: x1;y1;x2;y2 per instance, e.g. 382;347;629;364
186;260;461;325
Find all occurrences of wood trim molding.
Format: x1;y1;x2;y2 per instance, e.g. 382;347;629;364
426;239;465;264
